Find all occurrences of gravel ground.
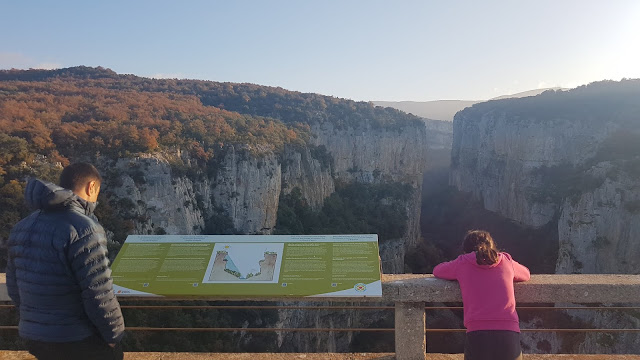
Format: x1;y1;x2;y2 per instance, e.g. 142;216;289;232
0;352;639;360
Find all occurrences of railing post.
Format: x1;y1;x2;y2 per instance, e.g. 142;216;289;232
395;301;426;360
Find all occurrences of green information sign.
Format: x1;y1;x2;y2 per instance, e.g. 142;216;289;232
111;234;382;297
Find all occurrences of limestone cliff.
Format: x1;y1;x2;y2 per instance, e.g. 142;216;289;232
311;120;427;254
556;163;640;275
450;84;640;277
450;102;615;228
104;147;306;236
280;146;335;211
275;303;357;352
107;152;209;236
212;146;282;234
311;121;426;184
449;80;640;353
554;161;640;354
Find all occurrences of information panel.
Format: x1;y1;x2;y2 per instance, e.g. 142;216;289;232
111;234;382;297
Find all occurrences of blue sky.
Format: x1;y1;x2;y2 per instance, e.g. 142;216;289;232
1;1;639;101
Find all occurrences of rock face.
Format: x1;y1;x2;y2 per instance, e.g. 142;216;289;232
105;148;284;236
280;146;335;211
450;104;615;228
212;147;282;234
105;145;332;236
423;119;453;152
556;164;640;275
311;120;427;255
275;303;356;352
311;121;426;184
554;163;640;354
108;152;209;236
449;82;640;353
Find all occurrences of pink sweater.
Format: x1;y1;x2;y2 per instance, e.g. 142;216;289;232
433;252;530;333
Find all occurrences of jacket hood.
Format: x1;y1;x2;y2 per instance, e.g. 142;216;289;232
24;178;96;215
461;251;508;269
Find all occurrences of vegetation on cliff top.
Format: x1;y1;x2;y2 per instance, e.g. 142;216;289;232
456;79;640;124
1;66;424;130
0;75;305;162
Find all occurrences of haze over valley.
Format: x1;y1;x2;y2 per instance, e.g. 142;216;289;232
374;88;566;121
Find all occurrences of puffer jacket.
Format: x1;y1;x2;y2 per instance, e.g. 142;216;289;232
6;178;124;343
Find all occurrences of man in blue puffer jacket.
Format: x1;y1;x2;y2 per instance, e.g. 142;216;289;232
6;163;125;360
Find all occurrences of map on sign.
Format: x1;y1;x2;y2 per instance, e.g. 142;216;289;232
204;243;283;283
111;234;382;297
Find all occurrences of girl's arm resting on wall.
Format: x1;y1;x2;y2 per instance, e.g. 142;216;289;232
512;260;531;282
433;258;458;280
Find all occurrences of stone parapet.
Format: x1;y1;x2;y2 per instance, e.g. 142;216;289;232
4;274;637;303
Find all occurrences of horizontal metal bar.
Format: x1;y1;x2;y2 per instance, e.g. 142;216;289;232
0;304;395;310
516;306;640;310
424;306;640;310
0;325;638;333
2;304;637;311
120;305;394;310
521;329;640;333
0;325;391;333
123;327;395;332
426;329;640;333
130;328;640;333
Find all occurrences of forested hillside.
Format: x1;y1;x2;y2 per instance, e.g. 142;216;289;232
0;66;422;247
0;66;421;129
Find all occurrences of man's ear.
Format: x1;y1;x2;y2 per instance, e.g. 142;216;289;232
88;180;99;198
81;181;91;198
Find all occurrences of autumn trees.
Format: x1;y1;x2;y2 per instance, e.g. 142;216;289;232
0;76;305;162
0;68;309;257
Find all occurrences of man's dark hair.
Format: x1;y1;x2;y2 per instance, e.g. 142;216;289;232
59;163;102;191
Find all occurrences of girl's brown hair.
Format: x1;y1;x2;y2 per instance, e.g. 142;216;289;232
463;230;499;265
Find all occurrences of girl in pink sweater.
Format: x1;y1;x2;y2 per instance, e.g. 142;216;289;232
433;230;530;360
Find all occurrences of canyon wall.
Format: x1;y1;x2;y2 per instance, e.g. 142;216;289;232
449;82;640;353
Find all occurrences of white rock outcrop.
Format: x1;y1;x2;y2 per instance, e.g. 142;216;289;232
212;146;281;234
450;106;615;228
280;146;335;210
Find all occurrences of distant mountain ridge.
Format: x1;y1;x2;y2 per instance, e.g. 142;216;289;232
373;88;566;121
